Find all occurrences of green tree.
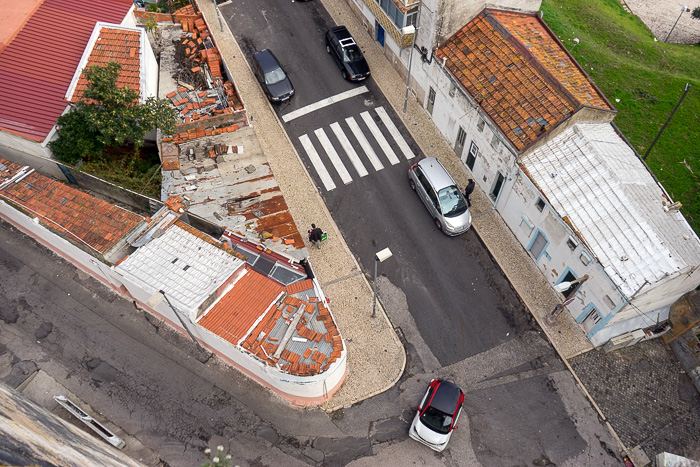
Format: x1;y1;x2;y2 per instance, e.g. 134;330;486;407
50;61;175;164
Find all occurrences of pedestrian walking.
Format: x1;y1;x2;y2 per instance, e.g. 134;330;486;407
308;224;324;249
464;179;475;207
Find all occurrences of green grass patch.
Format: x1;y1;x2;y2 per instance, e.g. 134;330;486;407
542;0;700;233
79;145;162;199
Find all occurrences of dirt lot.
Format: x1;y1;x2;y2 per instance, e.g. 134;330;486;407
620;0;700;44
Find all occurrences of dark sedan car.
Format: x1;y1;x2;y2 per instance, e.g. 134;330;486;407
252;49;295;102
325;26;370;81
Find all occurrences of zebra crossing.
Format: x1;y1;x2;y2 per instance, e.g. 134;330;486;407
298;106;414;191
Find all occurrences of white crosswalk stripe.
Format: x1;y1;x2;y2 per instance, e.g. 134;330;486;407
361;111;400;165
299;134;336;191
314;128;352;185
330;122;368;177
376;106;414;160
298;107;416;191
346;117;384;172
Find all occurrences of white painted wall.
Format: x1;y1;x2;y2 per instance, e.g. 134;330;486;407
141;28;159;100
0;133;62;179
117;271;347;405
424;60;517;199
0;200;127;291
0;198;347;405
437;0;542;44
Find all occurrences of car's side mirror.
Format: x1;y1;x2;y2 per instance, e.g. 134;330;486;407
453;426;458;430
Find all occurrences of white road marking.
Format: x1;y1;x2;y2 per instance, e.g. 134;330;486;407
361;111;399;165
314;128;352;185
299;134;336;191
346;117;383;171
330;122;368;178
282;86;369;122
375;106;414;160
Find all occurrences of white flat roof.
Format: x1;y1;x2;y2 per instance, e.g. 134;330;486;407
522;123;700;297
116;223;244;316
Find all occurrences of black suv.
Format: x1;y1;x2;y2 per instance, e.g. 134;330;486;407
325;26;370;82
252;49;295;102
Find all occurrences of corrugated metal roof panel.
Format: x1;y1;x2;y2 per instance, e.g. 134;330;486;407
0;0;133;141
116;224;244;315
522;123;700;296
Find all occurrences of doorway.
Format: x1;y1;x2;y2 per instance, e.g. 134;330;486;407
427;87;436;115
376;22;385;46
528;230;548;262
454;126;466;157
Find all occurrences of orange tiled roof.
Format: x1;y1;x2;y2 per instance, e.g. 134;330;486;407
436;9;612;152
197;266;285;346
0;159;142;253
286;279;314;295
70;26;141;103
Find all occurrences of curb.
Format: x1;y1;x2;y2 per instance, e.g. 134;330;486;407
316;0;630;456
197;0;407;410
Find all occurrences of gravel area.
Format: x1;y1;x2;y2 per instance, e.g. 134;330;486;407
620;0;700;44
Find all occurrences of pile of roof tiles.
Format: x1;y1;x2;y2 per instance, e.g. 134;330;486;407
242;294;343;376
161;5;245;144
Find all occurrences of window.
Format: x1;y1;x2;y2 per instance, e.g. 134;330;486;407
520;215;534;236
581;306;602;333
466;141;478;170
438;186;468;217
528;230;548;262
477;117;485;132
490;172;505;201
448;115;456;131
566;236;578;251
449;83;456;97
490;132;500;149
579;252;592;266
536;198;545;212
377;0;405;28
405;7;418;28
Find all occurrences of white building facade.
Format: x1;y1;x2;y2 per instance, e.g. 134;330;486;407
416;8;700;348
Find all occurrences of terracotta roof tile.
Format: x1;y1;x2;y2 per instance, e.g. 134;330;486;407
0;158;141;253
197;265;285;346
70;26;142;103
436;9;611;152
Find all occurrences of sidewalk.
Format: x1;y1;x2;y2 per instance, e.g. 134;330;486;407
193;1;700;463
197;0;405;412
198;0;590;406
315;0;593;361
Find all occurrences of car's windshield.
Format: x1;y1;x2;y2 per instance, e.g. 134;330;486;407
342;45;363;62
264;67;286;85
438;186;468;217
419;406;453;434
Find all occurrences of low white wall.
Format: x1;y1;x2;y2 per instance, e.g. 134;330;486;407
0;198;347;405
0;135;65;181
0;200;126;291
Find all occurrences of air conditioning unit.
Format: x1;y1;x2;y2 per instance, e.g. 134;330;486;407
603;329;645;353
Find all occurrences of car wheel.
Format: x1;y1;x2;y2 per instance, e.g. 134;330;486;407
409;179;416;191
342;69;348;80
326;45;331;54
434;218;442;231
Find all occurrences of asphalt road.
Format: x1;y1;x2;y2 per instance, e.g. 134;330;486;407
0;219;622;466
221;0;526;366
